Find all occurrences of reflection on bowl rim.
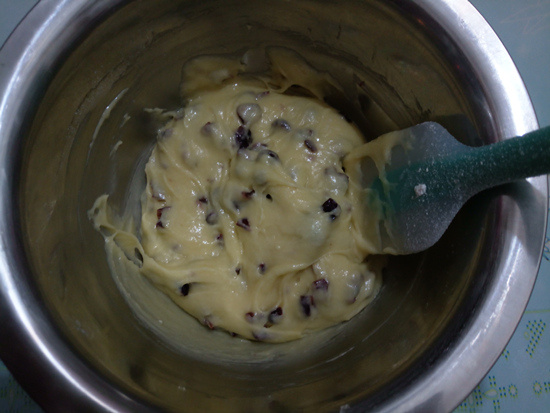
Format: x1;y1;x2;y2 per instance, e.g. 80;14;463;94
0;0;545;412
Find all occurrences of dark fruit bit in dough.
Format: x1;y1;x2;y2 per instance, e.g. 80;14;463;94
266;194;273;201
304;139;317;153
300;295;315;316
236;218;251;231
313;278;329;290
242;189;255;199
233;125;252;149
257;149;279;161
245;312;256;322
157;207;168;219
322;198;339;213
156;206;171;228
271;306;283;318
322;198;341;221
271;118;291;130
203;317;215;330
258;263;266;274
265;307;283;328
180;283;191;296
198;196;208;204
235;267;241;275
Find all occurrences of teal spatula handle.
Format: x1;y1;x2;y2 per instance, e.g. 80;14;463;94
393;125;550;205
463;125;550;192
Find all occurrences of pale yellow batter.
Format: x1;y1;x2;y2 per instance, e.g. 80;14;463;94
91;54;392;343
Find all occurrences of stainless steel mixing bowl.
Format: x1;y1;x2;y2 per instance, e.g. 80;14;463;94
0;0;546;412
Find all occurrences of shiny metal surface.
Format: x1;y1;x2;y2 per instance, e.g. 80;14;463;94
0;1;546;412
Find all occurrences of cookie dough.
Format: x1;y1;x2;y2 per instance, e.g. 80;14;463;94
91;58;388;343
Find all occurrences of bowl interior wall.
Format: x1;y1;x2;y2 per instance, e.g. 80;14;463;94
21;0;502;411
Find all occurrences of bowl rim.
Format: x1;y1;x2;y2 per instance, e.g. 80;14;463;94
0;0;546;412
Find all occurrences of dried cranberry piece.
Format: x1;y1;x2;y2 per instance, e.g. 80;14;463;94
242;189;255;199
258;263;266;274
245;312;256;322
264;307;283;328
322;198;341;221
322;198;339;213
233;125;252;149
313;279;329;291
156;206;171;228
156;206;170;219
180;283;191;296
304;139;317;153
198;196;208;204
271;118;291;130
236;218;251;231
271;307;283;317
257;149;280;161
203;317;215;330
300;295;315;316
235;267;241;275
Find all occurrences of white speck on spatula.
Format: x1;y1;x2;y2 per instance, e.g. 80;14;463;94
414;183;427;198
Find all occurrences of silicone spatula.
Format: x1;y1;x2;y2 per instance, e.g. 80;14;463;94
361;122;550;254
